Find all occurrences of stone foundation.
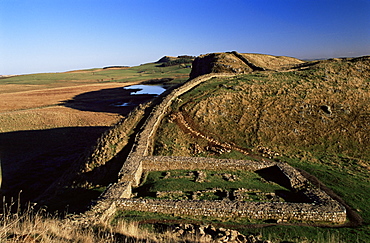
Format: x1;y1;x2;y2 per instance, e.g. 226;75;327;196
116;198;346;223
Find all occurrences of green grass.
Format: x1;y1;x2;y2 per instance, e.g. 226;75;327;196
281;155;370;223
113;210;267;226
113;211;367;243
243;225;366;243
0;62;191;86
134;169;288;200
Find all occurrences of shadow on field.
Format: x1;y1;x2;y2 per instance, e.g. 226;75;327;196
63;86;158;115
0;126;108;207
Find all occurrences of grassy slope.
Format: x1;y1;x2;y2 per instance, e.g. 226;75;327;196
153;57;370;242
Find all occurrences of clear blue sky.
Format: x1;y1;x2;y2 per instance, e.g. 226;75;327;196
1;0;369;75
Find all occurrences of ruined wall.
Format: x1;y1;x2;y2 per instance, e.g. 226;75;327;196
82;102;152;173
141;156;274;171
116;73;236;187
115;198;346;223
114;154;347;224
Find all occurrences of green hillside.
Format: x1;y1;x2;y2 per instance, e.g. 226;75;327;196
153;56;370;242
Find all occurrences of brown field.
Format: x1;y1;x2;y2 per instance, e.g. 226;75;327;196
0;82;140;132
0;77;177;206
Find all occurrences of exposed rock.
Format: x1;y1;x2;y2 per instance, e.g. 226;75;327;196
163;171;171;179
221;173;239;182
195;170;207;183
172;224;269;243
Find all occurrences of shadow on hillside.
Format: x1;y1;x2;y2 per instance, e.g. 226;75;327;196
62;86;158;115
0;126;108;209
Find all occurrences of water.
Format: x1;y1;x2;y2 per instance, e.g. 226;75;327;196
114;84;166;107
124;84;166;95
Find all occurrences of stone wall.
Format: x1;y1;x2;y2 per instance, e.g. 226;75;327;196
141;156;274;171
115;198;346;223
82;102;152;173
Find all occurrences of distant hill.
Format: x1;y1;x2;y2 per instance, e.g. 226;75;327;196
190;51;303;78
156;55;195;67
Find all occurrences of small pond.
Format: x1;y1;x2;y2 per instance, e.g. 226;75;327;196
114;84;166;107
125;84;166;95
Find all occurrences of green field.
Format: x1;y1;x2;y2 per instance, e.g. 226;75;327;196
0;62;191;87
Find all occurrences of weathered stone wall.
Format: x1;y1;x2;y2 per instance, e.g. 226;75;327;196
275;162;308;190
141;156;274;171
115;198;346;223
82;102;152;173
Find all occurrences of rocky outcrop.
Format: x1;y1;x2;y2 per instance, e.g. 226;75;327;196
190;52;253;79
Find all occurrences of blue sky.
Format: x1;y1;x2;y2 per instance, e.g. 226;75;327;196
0;0;369;75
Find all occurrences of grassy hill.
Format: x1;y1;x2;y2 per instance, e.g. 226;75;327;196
153;55;370;242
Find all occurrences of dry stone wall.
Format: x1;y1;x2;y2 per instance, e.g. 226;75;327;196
116;198;346;223
141;156;274;171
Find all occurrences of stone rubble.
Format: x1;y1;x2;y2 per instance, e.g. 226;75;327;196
172;224;271;243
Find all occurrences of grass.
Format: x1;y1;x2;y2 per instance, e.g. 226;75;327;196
135;170;286;195
2;55;369;242
152;56;370;242
113;211;360;243
0;62;191;88
0;205;190;242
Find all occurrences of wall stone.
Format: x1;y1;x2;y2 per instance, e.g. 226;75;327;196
142;156;274;171
115;198;346;223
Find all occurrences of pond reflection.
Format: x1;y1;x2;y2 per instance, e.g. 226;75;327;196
124;84;166;95
114;84;167;107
